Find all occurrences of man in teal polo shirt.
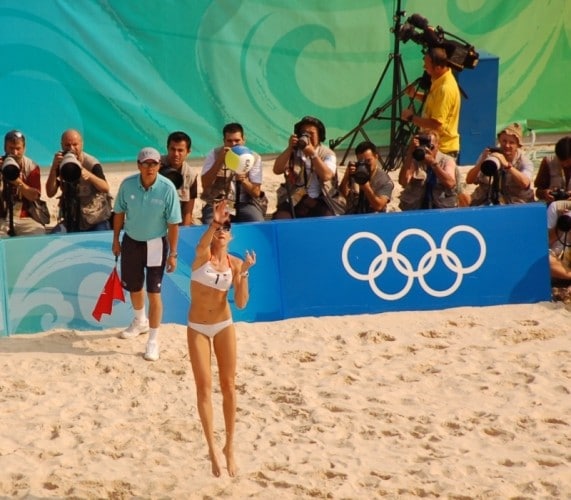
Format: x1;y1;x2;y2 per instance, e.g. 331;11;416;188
112;147;182;361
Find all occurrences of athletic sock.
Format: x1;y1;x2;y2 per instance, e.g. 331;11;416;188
134;308;147;323
148;328;158;343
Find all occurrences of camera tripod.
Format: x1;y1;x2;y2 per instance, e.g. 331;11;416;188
329;0;417;170
484;173;501;205
355;189;368;214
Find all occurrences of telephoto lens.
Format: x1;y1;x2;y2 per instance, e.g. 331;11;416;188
1;155;21;182
557;212;571;233
297;133;311;150
159;167;183;189
480;155;501;177
412;134;432;162
352;160;370;185
60;151;82;183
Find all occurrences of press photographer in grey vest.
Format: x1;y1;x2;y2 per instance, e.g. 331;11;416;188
0;130;46;237
201;122;266;224
46;129;112;233
340;141;394;214
534;136;571;204
398;129;458;210
272;116;345;219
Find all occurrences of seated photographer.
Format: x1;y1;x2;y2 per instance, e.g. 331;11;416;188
398;130;458;210
160;131;198;226
0;130;46;237
272;115;344;219
546;200;571;286
534;136;571;204
46;129;111;233
462;123;534;206
340;141;394;214
201;122;265;224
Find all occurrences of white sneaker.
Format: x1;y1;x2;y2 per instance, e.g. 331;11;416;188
120;319;149;339
144;341;160;362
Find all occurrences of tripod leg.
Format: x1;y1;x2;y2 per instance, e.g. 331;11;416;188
384;74;429;172
389;54;409;145
329;0;410;165
337;56;394;165
383;120;414;172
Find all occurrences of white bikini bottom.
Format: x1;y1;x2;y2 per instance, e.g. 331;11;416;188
188;318;233;338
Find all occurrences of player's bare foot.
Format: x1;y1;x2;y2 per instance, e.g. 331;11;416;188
223;444;237;477
209;449;222;477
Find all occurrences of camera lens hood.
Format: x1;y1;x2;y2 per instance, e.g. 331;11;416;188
1;155;21;182
159;167;183;189
480;156;500;177
60;152;82;183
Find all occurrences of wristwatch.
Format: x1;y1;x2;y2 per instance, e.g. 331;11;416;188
169;253;178;259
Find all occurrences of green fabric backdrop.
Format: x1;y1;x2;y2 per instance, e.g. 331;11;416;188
0;0;568;164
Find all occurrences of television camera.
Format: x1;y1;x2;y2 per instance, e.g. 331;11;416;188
398;13;479;71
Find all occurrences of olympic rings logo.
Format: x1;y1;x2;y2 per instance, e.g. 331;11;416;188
341;225;486;300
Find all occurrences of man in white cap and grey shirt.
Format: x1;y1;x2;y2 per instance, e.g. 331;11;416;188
112;147;182;361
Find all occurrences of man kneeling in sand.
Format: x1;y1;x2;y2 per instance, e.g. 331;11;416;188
547;200;571;299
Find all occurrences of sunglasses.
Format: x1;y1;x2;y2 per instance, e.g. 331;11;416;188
139;161;159;168
215;225;231;233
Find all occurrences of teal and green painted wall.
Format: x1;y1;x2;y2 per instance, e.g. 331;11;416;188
1;1;568;164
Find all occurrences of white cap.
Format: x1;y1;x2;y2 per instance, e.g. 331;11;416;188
137;147;161;163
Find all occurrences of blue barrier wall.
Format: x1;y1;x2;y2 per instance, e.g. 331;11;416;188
458;51;499;165
0;203;550;336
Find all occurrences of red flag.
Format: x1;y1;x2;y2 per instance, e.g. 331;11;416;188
92;267;125;321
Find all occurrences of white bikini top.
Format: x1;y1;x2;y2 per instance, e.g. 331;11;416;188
191;257;233;291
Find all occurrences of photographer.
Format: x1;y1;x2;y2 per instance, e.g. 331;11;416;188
273;115;344;219
398;130;458;210
0;130;45;237
401;47;460;157
46;129;111;232
463;123;534;206
340;141;394;214
201;122;265;224
534;136;571;204
160;131;198;225
547;200;571;285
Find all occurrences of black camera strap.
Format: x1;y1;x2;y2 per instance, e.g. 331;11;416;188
282;149;312;218
421;165;437;209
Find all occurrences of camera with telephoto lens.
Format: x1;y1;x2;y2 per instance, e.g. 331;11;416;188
479;147;503;177
557;212;571;232
550;188;570;201
1;155;21;182
412;134;434;162
59;151;82;183
296;132;311;150
351;159;371;185
159;166;183;189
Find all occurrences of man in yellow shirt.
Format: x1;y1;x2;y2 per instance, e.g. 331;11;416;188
401;47;461;157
